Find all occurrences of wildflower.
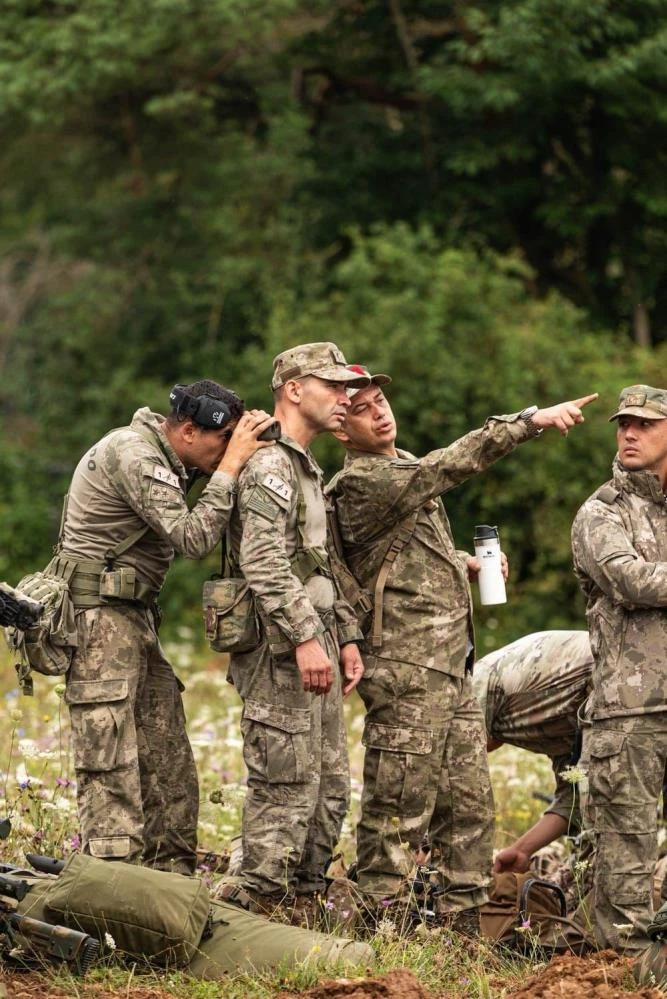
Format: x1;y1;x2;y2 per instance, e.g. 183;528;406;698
10;708;23;723
54;683;66;698
375;917;398;939
104;932;117;951
521;918;531;930
574;859;590;875
55;777;71;787
559;765;588;785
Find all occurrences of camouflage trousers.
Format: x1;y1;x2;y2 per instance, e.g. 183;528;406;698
65;604;198;874
355;657;494;910
581;713;667;954
228;623;350;896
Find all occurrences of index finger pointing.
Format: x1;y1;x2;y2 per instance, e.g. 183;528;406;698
573;393;599;409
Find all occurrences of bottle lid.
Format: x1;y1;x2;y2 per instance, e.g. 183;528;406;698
474;524;499;542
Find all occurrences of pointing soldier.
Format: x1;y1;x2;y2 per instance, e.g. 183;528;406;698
572;384;667;954
328;367;597;932
58;381;275;873
219;343;368;920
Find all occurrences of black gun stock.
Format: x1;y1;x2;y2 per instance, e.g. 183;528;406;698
0;871;99;975
6;912;100;974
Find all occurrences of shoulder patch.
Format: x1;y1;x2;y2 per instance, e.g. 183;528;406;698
152;465;180;488
262;473;292;503
245;486;285;521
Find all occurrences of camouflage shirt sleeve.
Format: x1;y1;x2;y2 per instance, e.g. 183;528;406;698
572;499;667;608
341;414;531;542
236;448;324;647
544;753;579;832
107;438;236;558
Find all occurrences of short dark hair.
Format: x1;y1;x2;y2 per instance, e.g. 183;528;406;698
167;379;244;428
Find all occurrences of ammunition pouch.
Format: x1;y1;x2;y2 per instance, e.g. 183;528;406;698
203;578;260;654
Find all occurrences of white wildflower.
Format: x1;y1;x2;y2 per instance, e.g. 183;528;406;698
559;765;588;785
104;932;116;951
375;917;398;940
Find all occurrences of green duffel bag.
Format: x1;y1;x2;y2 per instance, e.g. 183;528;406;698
189;899;374;977
42;853;210;967
202;577;260;654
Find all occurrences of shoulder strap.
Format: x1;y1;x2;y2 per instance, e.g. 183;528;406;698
596;483;620;505
370;513;419;649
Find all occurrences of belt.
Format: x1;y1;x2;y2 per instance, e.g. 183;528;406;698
47;556;159;609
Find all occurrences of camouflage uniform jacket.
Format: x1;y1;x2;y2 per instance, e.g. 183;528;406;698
571;459;667;720
60;407;237;591
473;630;593;824
328;414;533;676
229;436;361;650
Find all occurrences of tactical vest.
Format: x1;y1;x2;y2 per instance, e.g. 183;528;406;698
224;443;334;611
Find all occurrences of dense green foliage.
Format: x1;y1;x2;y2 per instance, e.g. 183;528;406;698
1;0;666;647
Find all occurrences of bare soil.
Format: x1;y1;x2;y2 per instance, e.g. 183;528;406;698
276;969;435;999
505;949;662;999
0;969;173;999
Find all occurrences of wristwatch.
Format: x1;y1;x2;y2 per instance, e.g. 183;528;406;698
519;405;543;438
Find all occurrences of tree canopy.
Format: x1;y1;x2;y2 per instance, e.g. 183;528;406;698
1;0;666;647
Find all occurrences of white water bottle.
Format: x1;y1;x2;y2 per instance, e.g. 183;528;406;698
473;525;507;606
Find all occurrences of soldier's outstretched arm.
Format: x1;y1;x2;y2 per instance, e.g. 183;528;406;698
532;393;599;436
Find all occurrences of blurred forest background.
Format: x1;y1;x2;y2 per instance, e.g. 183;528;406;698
1;0;666;653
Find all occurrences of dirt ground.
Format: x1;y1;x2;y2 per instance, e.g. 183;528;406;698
0;970;172;999
504;949;663;999
1;953;665;999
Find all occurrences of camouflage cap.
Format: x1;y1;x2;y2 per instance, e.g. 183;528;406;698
271;342;371;391
345;364;392;399
609;384;667;422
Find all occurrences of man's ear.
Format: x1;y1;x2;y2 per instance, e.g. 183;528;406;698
283;379;302;404
180;419;197;443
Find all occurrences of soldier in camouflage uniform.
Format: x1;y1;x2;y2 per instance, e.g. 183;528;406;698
472;630;592;878
328;367;597;929
58;381;275;873
221;344;368;914
571;383;667;954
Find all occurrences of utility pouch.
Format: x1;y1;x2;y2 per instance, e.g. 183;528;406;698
43;852;211;967
99;566;137;600
4;563;78;687
203;578;260;654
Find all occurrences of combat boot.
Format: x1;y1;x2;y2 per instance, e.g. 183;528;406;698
433;906;481;939
320;877;360;933
289;892;320;929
